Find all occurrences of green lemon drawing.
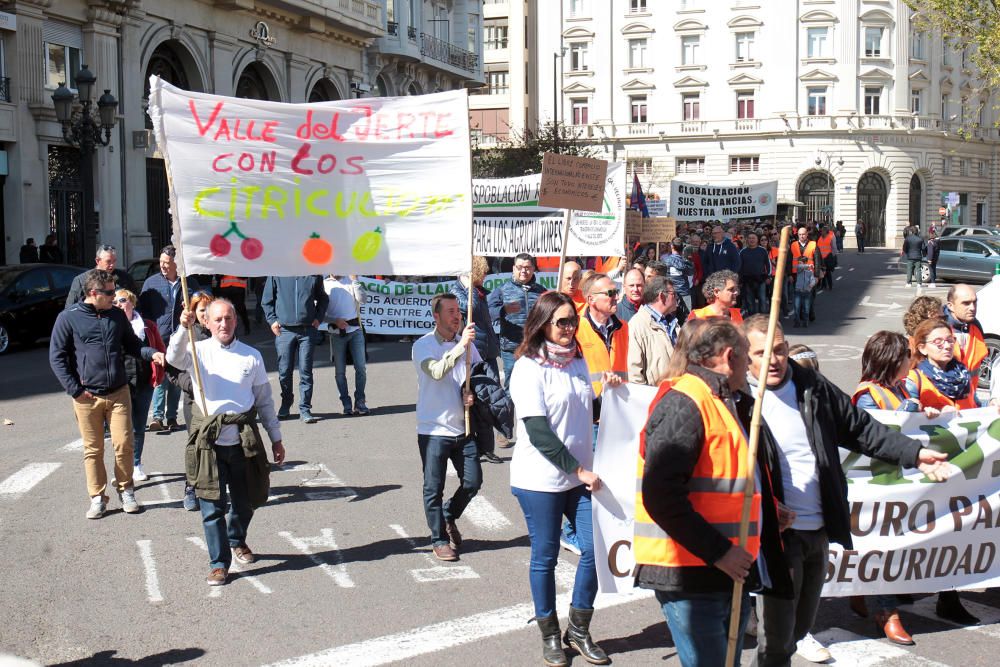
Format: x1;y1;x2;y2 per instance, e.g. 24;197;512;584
352;227;383;262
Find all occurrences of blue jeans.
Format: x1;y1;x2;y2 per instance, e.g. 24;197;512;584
417;434;482;546
330;328;367;410
500;349;516;390
513;485;598;618
198;444;254;570
742;278;768;316
275;326;319;412
131;382;155;466
793;290;812;322
151;374;180;422
656;589;751;667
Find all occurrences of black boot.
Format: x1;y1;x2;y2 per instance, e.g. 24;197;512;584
563;606;611;665
535;615;568;667
937;590;980;625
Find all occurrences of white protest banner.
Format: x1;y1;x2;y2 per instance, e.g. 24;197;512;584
670;180;777;222
472;163;626;257
592;384;660;594
357;273;561;335
147;77;472;277
823;407;1000;596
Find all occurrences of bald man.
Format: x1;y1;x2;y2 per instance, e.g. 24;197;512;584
616;269;646;323
560;260;585;312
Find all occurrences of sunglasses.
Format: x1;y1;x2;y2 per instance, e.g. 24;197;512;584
593;289;620;299
113;297;130;304
92;288;116;296
550;316;579;329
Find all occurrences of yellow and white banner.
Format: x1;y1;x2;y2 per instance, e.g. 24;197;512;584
592;389;1000;596
148;77;472;277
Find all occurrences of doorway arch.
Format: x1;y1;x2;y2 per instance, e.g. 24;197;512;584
797;172;835;224
857;171;888;247
908;173;924;231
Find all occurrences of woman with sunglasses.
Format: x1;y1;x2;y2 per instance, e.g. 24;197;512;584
114;290;166;482
509;291;620;666
164;291;216;511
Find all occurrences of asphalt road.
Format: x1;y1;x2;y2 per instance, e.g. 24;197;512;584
1;249;998;667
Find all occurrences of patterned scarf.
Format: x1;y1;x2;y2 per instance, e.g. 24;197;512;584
535;340;578;369
918;358;971;400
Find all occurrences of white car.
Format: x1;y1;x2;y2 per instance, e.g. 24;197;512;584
975;277;1000;392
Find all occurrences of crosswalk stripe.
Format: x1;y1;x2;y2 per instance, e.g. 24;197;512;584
278;529;355;588
904;595;1000;639
265;586;652;667
136;540;163;603
0;463;61;497
187;536;273;595
812;627;950;667
445;467;513;531
389;523;478;583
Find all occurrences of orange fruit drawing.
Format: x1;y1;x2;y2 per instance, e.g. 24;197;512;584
303;232;333;265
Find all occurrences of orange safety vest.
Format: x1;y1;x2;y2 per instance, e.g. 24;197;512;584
768;247;779;276
907;368;977;410
790;241;817;273
219;275;247;290
688;306;744;324
595;256;622;275
816;232;835;259
634;373;761;568
576;312;629;396
572;289;587;315
851;381;905;410
535;256;560;271
953;323;988;375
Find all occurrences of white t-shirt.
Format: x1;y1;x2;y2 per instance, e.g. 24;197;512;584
761;378;824;530
509;355;594;492
412;331;482;436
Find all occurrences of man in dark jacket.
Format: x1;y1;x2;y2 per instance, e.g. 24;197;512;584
742;315;950;667
139;245;200;431
702;224;742;276
19;238;38;263
49;269;165;520
262;275;329;423
487;252;546;389
65;245;139;309
638;318;792;667
900;225;927;287
451;257;503;463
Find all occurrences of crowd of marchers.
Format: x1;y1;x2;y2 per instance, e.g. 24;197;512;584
46;223;992;667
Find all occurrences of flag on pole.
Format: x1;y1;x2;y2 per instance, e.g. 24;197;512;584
630;172;649;218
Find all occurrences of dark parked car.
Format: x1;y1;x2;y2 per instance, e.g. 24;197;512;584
0;264;86;354
127;258;159;290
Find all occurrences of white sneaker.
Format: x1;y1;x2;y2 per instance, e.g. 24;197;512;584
796;632;832;663
119;488;141;514
928;283;938;288
86;496;106;520
133;464;148;482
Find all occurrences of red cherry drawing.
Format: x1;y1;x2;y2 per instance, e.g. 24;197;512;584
241;237;264;260
210;234;231;257
211;221;262;261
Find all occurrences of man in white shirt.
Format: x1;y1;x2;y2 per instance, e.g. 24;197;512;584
412;293;481;562
324;274;369;415
167;299;286;586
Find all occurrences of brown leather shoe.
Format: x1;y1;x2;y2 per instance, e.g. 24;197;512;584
445;519;462;550
206;568;228;586
850;595;869;618
875;611;914;646
432;544;458;562
232;544;255;565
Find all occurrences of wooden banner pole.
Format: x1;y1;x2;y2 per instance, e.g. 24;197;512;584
723;224;791;666
464;96;475;437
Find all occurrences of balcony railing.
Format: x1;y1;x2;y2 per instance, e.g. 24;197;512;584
387;21;398;36
0;77;9;103
408;25;417;41
420;32;479;72
561;113;999;141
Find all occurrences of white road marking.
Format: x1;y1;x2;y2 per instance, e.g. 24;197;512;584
187;536;272;595
265;587;652;667
281;462;357;498
814;627;949;667
390;523;479;582
152;472;173;503
859;296;902;310
904;595;1000;639
61;436;110;452
445;467;513;531
278;529;355;588
0;463;61;497
136;540;163;603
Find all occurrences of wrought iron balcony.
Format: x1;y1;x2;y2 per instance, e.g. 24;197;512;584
0;77;9;103
420;32;479;72
408;25;417;41
387;21;398;36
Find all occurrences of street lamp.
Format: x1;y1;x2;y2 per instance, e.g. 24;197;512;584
814;151;843;225
50;65;119;265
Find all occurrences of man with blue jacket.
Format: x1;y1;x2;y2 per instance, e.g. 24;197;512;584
487;253;546;390
701;224;742;276
50;269;165;519
139;245;200;432
262;275;329;423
